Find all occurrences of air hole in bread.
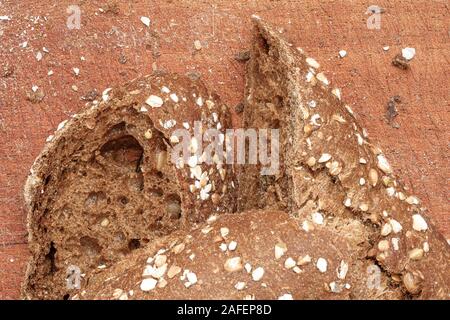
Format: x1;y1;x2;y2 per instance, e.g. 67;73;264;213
127;239;141;251
80;236;102;259
44;242;57;274
99;135;144;170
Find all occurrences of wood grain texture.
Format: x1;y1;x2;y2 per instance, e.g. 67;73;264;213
0;0;448;299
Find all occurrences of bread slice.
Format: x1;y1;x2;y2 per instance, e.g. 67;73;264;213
78;210;402;300
22;74;236;299
237;17;449;299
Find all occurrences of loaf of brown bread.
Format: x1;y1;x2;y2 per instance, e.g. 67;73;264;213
22;74;236;299
23;17;449;300
238;17;449;299
79;210;402;300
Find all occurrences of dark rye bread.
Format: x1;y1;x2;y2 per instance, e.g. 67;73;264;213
23;73;236;299
237;17;449;299
79;210;402;300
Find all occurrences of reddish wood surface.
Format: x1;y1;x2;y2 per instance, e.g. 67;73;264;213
0;0;448;299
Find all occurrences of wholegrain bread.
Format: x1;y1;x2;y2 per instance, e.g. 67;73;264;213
22;17;449;300
22;74;236;299
79;210;402;300
237;17;449;299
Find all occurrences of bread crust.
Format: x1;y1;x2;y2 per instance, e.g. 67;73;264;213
237;17;449;299
22;73;236;299
79;210;402;300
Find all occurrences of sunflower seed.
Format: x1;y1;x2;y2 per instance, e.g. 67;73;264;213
412;214;428;232
274;242;287;260
389;219;403;233
337;260;348;279
146;95;163;108
391;238;400;251
167;265;181;279
316;72;329;85
278;293;293;300
220;227;229;238
316;258;327;273
311;212;324;225
251;267;264;281
306;57;320;69
235;282;246;290
378;240;390;251
284;257;296;269
224;257;243;272
228;241;237;251
408;248;424;260
140;278;157;291
377;154;392;174
297;254;311;266
318;153;332;163
381;223;392;236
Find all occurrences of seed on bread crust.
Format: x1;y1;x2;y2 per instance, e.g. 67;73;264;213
224;257;243;272
251;267;265;281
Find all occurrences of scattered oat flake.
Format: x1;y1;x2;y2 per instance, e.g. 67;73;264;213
73;67;80;76
338;50;347;58
140;16;151;27
194;40;202;50
401;47;416;60
36;51;43;61
57;120;68;131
